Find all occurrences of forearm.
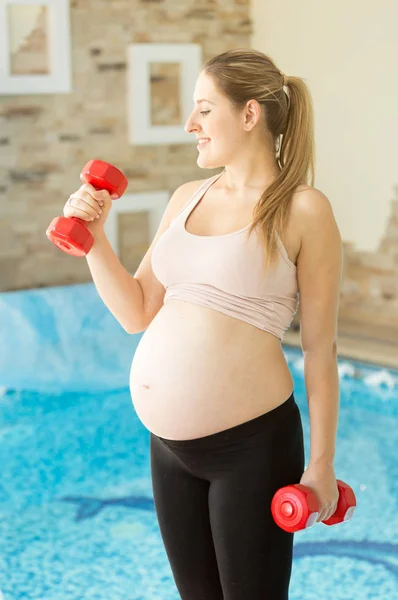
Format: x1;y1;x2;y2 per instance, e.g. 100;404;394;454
85;231;146;333
303;346;340;467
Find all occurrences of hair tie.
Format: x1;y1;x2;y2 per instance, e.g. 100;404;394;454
279;72;291;111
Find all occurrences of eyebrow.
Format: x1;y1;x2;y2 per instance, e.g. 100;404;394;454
193;99;216;105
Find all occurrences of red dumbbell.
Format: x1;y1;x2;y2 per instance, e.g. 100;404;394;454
271;479;356;533
46;159;128;257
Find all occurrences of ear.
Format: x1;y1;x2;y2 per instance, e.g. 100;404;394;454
243;99;262;131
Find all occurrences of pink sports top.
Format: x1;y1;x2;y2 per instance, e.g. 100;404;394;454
151;171;299;340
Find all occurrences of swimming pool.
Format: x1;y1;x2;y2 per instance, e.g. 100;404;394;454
0;284;397;599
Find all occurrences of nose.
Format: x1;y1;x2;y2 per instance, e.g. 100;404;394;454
184;112;201;134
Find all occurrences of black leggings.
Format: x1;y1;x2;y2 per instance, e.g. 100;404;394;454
150;392;305;600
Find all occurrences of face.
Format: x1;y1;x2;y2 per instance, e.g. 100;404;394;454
184;71;253;170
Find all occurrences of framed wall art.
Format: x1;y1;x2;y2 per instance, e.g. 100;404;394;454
104;190;170;258
127;43;202;145
0;0;72;95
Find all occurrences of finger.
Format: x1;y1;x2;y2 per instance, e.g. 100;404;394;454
319;505;335;522
73;184;104;211
95;189;113;207
325;503;338;521
66;197;101;220
64;196;102;220
63;205;97;221
80;184;112;206
78;182;99;197
68;192;103;218
64;201;99;221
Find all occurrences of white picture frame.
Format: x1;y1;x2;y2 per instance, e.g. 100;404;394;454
104;191;170;258
127;43;202;146
0;0;72;95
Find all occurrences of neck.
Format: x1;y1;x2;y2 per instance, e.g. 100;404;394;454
222;152;281;195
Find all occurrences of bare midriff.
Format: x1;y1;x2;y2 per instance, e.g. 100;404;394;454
129;299;294;440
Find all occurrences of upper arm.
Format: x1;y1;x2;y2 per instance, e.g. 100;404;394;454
293;189;343;353
134;178;206;329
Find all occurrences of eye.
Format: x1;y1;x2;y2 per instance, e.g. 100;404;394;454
200;110;211;116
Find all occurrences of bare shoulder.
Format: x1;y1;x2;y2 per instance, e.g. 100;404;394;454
178;177;208;194
290;184;339;237
175;177;208;197
168;177;208;217
291;183;333;212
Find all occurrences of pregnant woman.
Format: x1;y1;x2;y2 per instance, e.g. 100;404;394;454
64;49;342;599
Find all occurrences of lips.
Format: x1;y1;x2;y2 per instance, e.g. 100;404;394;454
197;138;211;148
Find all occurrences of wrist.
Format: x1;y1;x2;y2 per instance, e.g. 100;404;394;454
308;457;335;469
91;228;107;246
86;228;107;256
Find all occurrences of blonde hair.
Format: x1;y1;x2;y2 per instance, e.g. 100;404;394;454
203;48;315;268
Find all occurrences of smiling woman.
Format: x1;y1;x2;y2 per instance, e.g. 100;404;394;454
49;41;343;598
119;47;344;600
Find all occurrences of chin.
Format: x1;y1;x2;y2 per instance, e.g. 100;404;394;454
197;154;224;170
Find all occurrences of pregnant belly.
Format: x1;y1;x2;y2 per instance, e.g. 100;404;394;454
129;300;293;439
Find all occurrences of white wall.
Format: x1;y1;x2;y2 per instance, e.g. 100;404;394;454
251;0;397;252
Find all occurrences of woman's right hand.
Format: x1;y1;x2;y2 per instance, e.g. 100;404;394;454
63;182;118;235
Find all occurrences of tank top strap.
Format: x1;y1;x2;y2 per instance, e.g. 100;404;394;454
275;231;296;270
170;171;225;227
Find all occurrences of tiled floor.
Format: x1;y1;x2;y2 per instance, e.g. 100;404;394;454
284;320;398;370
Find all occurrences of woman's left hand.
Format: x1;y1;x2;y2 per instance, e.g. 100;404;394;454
299;462;339;523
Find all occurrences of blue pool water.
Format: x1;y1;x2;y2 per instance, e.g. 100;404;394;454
0;284;397;599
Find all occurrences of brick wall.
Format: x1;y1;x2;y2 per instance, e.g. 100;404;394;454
0;0;251;290
1;0;397;332
339;190;398;327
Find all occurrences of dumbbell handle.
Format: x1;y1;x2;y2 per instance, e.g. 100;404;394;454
46;159;128;257
271;479;356;533
69;161;124;227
